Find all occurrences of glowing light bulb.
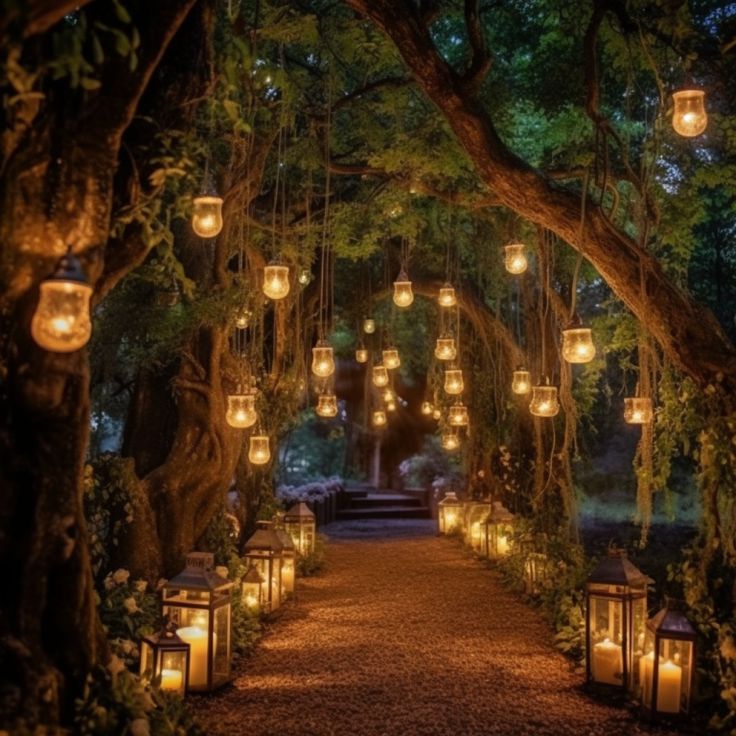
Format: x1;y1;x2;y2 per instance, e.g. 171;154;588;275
372;410;387;427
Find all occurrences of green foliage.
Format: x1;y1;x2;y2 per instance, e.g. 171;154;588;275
296;534;327;577
225;555;263;657
197;507;240;568
398;436;461;489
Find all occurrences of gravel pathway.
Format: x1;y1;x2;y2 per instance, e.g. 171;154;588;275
197;520;683;736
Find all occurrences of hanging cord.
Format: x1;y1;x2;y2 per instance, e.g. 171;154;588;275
569;168;591;320
318;68;333;341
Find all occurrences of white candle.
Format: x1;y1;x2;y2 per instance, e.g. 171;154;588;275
177;626;210;689
282;562;295;595
593;638;623;685
639;651;654;706
497;535;509;556
160;668;183;692
655;659;682;713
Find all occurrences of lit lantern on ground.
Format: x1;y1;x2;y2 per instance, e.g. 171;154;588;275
355;347;368;363
438;284;457;308
529;384;559;417
225;393;257;428
316;393;338;418
585;549;652;692
438;491;463;534
240;565;265;612
372;409;387;428
312;341;335;378
432;408;442;420
139;624;190;696
283;502;316;556
191;195;224;238
421;401;433;416
448;403;469;427
562;327;596;364
442;431;460;451
523;550;551;595
262;264;290;300
393;269;414;308
248;434;271;465
624;397;653;425
435;337;457;361
382;348;400;370
372;365;389;387
465;501;492;552
640;601;696;716
512;369;531;395
273;518;296;599
504;243;528;274
243;521;285;613
444;368;464;395
672;89;707;137
482;502;515;559
31;247;92;352
363;318;376;334
162;552;233;692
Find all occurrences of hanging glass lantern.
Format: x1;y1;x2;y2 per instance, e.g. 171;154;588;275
482;502;515;559
382;348;400;370
444;368;464;395
31;248;92;352
421;401;433;416
234;307;251;329
624;397;653;425
511;368;531;395
298;268;311;285
243;522;285;613
372;410;387;428
434;337;457;361
248;434;271;465
240;565;265;612
382;388;395;404
448;403;469;427
225;393;257;429
283;502;316;556
672;89;707;138
438;491;462;534
262;263;290;300
529;384;560;417
504;242;528;275
562;326;596;364
442;431;460;451
139;624;191;696
438;284;457;308
355;347;368;363
372;365;389;387
393;269;414;308
363;318;376;334
432;408;442;420
191;195;224;238
316;393;338;418
311;341;335;378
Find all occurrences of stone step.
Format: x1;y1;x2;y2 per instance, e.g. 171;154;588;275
349;494;424;509
336;506;432;520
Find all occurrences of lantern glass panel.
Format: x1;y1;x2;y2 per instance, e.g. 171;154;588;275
263;265;290;300
465;503;492;552
363;318;376;334
31;280;93;352
311;344;335;377
248;435;271;465
212;605;231;684
421;401;433;415
393;280;414;308
355;348;368;363
504;243;528;274
316;393;338;417
191;196;223;238
444;369;464;395
438;285;457;307
382;348;400;370
448;404;469;427
562;328;596;364
372;365;389;387
512;370;531;395
434;337;457;361
226;394;257;428
529;385;559;417
624;397;653;424
672;89;707;137
438;492;462;534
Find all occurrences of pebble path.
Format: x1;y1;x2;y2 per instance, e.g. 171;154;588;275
197;520;682;736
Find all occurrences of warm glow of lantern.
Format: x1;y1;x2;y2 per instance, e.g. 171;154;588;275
438;284;457;308
262;264;290;300
191;195;224;238
393;270;414;308
234;307;251;329
298;268;311;285
421;401;433;416
225;393;257;428
372;410;387;427
372;365;389;387
672;89;707;137
382;388;395;403
248;435;271;465
355;348;368;363
512;369;531;395
382;348;400;370
387;400;397;412
504;243;528;274
311;342;335;378
434;337;457;361
562;327;596;364
316;393;338;417
448;403;469;427
442;432;460;451
444;368;464;395
363;318;376;334
529;385;560;417
432;408;441;420
624;397;653;424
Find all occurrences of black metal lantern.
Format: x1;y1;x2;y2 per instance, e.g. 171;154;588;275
139;623;190;696
482;502;515;559
243;521;285;613
641;601;696;717
585;549;652;692
283;502;316;556
241;564;266;612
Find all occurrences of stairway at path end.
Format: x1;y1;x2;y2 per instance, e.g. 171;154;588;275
337;486;431;520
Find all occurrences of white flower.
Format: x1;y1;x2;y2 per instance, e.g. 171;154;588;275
134;580;147;593
107;654;126;676
130;718;150;736
123;597;138;614
112;569;130;585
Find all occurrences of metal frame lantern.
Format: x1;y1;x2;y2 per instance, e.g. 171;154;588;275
465;501;493;553
641;601;696;717
283;502;316;556
139;624;191;696
273;517;297;599
441;431;460;451
523;550;551;595
243;521;285;613
438;491;463;534
585;550;652;692
162;552;233;692
240;564;266;612
482;502;515;559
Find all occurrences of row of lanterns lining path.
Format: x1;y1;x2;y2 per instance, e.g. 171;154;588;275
139;502;316;695
438;491;697;721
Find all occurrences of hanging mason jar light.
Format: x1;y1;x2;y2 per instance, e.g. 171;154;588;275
421;401;433;416
529;382;560;417
511;368;532;395
355;346;368;363
31;246;93;352
382;348;400;370
434;336;457;361
671;88;707;138
363;318;376;334
262;263;290;300
432;408;442;420
372;365;389;387
372;409;387;428
562;320;596;364
225;392;257;429
234;307;251;329
311;340;335;378
442;431;460;451
191;195;224;238
382;388;395;404
438;284;457;308
444;368;464;395
248;434;271;465
448;403;469;427
315;393;338;418
504;242;528;275
624;397;653;424
298;268;311;285
386;399;397;412
392;268;414;308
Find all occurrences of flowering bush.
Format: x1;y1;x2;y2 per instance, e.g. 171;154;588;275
277;476;344;505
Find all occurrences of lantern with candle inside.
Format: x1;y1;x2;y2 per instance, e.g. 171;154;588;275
504;242;528;274
139;623;190;696
283;502;316;556
529;384;560;417
382;348;400;370
624;397;653;425
441;431;460;451
162;552;233;692
315;393;338;418
298;268;311;286
421;401;433;416
438;491;463;534
243;521;285;613
262;263;290;300
273;515;297;599
393;269;414;308
363;318;376;334
521;544;551;596
382;388;395;404
511;368;531;396
672;89;707;137
225;392;257;429
372;409;387;428
248;434;271;465
482;502;515;559
432;408;442;420
311;340;335;378
434;337;457;362
448;403;469;428
31;247;93;353
585;549;652;692
562;324;596;364
464;501;493;553
240;564;265;612
191;195;223;238
372;365;389;388
438;284;457;308
355;346;368;363
640;601;696;717
444;368;464;396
